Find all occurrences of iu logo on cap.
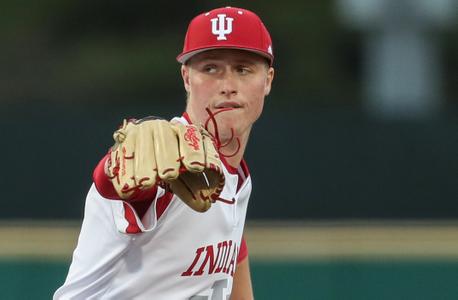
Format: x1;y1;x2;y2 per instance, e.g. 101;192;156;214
211;14;234;41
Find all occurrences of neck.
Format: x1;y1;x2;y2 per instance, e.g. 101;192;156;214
183;110;250;168
218;130;250;168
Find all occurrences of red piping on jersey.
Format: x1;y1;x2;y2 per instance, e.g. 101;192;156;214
240;159;250;177
94;153;167;231
156;192;174;220
119;192;173;234
123;203;142;234
121;192;174;233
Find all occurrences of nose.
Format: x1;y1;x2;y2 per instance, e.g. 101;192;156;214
219;72;237;98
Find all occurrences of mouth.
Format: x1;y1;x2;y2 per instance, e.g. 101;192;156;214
214;101;243;109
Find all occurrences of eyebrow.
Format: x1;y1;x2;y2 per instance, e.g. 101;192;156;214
197;57;257;66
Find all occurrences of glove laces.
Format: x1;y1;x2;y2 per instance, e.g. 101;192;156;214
202;107;240;205
204;107;241;158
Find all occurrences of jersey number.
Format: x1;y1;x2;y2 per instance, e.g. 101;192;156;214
189;279;229;300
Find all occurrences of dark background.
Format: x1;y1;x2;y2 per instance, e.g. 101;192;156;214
1;0;457;220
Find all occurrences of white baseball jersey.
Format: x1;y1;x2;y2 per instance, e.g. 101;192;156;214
54;115;252;300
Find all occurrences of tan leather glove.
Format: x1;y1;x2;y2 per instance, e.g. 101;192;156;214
106;117;224;213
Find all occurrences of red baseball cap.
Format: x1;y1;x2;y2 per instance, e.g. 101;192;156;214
177;7;274;65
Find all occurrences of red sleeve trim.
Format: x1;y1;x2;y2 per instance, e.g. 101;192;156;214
156;191;174;220
237;236;248;264
93;154;120;200
122;191;173;234
93;153;160;227
123;202;142;234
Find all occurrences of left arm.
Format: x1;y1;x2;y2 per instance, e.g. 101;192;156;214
231;255;254;300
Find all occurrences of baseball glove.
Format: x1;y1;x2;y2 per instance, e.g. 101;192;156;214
106;117;225;213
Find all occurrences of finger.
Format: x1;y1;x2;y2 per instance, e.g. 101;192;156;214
174;124;205;173
133;121;158;189
152;120;180;180
112;123;137;198
201;128;222;175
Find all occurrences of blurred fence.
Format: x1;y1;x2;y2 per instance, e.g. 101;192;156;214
2;102;457;220
1;1;457;221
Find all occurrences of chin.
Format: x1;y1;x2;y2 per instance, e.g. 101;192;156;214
215;114;237;130
207;118;237;139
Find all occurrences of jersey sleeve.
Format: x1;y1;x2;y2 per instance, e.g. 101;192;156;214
108;191;172;234
237;236;248;264
92;153;172;234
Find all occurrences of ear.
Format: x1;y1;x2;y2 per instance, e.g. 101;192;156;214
181;65;191;93
264;67;275;96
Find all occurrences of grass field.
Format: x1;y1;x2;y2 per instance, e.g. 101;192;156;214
2;220;458;299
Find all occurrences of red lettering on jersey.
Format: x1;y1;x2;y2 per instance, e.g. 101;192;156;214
226;246;238;277
222;240;233;273
181;247;205;276
194;246;214;276
194;244;222;276
180;240;238;277
214;241;229;273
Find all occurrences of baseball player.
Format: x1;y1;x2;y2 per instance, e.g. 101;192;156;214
54;6;274;300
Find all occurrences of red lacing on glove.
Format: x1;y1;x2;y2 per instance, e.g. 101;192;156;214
203;107;239;205
204;107;241;158
106;147;153;196
93;154;158;202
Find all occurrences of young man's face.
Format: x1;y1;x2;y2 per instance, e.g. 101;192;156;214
181;49;274;142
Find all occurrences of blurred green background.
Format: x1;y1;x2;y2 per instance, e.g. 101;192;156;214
1;0;457;299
